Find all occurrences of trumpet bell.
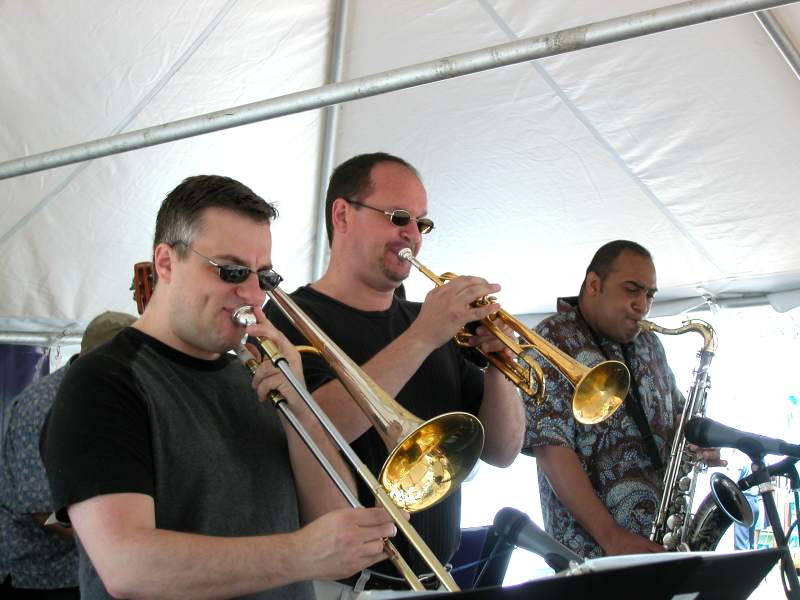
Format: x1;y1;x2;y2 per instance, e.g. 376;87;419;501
381;411;484;511
572;360;629;425
399;249;630;426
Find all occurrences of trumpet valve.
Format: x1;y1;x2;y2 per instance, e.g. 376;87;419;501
469;296;497;314
454;331;473;346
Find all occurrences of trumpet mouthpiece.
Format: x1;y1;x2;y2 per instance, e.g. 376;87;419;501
398;248;414;261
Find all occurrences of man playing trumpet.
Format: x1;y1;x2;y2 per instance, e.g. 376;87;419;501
266;152;525;595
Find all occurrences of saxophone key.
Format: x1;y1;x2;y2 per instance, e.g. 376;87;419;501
666;514;682;530
672;495;687;511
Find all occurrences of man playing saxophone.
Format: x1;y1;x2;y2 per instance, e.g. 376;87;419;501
523;240;722;558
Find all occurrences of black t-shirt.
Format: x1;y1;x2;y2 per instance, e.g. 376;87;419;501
40;327;311;600
265;285;484;574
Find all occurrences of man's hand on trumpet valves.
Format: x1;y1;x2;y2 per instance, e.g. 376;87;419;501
244;305;306;406
411;275;502;349
467;320;517;360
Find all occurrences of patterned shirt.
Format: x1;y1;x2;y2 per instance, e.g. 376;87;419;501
523;304;683;558
0;364;78;589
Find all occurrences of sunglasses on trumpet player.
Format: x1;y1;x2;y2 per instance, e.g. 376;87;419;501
345;199;434;234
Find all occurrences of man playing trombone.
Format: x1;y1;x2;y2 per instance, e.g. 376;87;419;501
41;175;396;600
266;152;525;595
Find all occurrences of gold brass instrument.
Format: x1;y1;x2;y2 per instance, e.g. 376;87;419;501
231;282;485;591
642;319;753;551
399;249;630;425
231;314;424;590
258;288;485;513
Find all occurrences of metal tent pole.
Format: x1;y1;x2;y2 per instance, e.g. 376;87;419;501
312;0;349;281
755;10;800;79
0;0;797;180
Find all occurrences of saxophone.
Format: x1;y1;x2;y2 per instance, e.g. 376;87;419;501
641;319;753;551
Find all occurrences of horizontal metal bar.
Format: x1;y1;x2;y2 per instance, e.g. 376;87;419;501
1;0;796;180
0;332;83;346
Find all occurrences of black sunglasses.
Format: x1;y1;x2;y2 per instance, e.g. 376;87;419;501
173;242;283;291
346;199;434;234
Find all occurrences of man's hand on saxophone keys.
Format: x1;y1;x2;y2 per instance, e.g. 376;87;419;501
686;444;727;468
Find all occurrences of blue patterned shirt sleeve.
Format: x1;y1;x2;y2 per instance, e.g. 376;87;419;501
1;365;79;589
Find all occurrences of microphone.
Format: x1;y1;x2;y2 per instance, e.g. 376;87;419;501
492;507;582;572
685;416;800;459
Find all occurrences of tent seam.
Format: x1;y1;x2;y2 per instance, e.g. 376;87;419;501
475;0;725;276
0;0;241;249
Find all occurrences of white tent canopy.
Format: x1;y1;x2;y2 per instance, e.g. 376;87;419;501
2;0;800;339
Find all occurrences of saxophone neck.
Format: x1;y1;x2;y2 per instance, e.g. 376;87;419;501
638;319;717;353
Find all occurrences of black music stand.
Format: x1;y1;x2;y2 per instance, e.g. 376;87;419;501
673;549;783;600
364;549;780;600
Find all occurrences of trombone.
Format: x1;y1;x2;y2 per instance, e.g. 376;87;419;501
398;249;629;425
232;284;484;591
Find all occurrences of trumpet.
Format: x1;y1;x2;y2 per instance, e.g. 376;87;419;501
232;282;484;591
398;249;629;425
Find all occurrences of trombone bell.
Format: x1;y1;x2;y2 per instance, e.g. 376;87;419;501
252;290;485;514
382;412;484;511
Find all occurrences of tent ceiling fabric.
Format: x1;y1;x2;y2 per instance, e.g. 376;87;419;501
1;0;799;334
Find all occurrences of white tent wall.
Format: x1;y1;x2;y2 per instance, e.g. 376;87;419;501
0;0;333;334
335;0;800;313
1;0;800;336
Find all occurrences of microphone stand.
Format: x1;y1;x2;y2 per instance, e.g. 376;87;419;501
748;453;800;599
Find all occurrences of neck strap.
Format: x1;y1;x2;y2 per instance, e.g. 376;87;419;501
574;305;663;470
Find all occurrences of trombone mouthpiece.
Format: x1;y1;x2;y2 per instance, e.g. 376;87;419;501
398;248;414;262
232;306;256;328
